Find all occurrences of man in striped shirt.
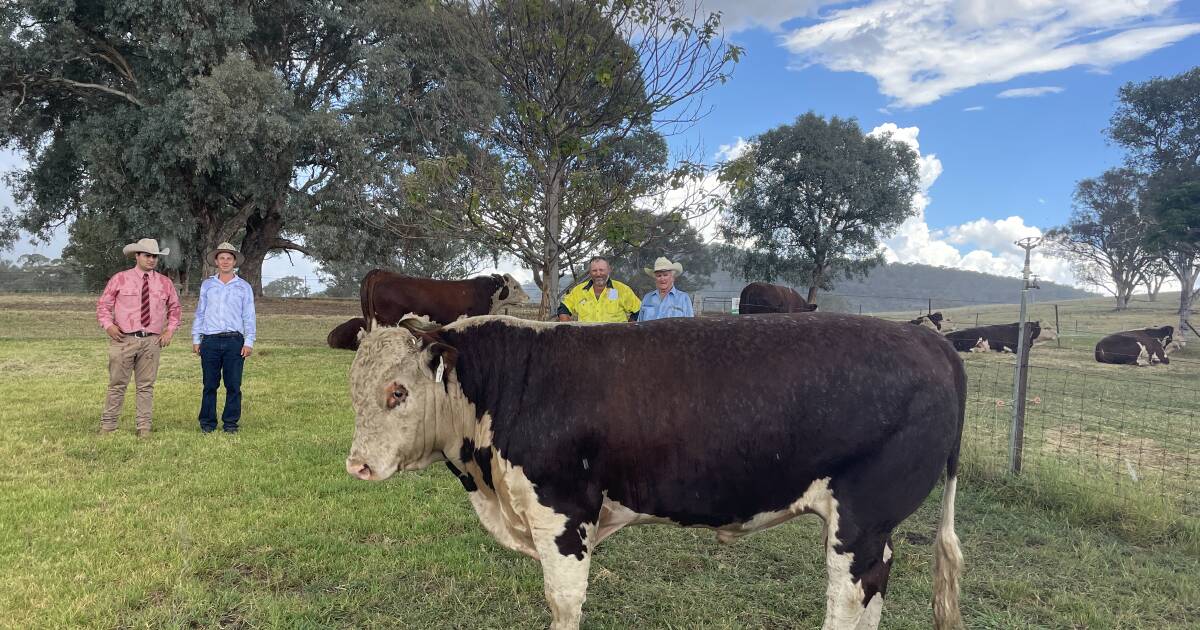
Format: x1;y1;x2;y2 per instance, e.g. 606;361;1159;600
96;238;182;438
191;242;257;434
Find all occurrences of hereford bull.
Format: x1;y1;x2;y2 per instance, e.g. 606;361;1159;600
344;313;965;629
738;282;818;313
910;312;946;331
327;317;368;350
360;269;529;328
1095;326;1177;366
945;321;1052;353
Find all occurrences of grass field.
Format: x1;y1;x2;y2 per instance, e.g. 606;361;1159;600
1;293;1198;629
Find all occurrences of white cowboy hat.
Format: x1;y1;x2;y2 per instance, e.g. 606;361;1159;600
122;238;171;257
207;242;244;266
644;256;683;278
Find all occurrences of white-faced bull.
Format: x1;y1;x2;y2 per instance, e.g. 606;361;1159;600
345;313;966;629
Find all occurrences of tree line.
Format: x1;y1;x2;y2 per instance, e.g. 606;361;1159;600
0;0;739;316
1045;67;1200;341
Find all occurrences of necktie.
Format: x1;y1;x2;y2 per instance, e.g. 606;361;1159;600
140;273;152;329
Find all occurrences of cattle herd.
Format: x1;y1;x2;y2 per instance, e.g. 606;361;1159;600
328;274;1177;630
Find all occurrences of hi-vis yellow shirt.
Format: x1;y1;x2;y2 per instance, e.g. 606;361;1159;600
559;279;641;322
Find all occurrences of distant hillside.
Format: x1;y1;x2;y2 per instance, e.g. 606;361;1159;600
690;262;1098;314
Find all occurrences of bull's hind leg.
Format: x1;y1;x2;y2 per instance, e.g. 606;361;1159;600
821;524;893;630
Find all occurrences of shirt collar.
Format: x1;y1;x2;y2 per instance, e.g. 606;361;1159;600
210;273;241;283
583;279;614;290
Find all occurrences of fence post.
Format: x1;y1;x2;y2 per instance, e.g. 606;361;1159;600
928;298;932;314
975;313;979;327
1054;304;1061;348
1009;237;1041;475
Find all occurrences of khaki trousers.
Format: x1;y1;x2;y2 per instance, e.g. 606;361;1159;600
100;335;162;431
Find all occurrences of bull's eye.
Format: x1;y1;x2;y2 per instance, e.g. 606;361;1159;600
386;383;408;409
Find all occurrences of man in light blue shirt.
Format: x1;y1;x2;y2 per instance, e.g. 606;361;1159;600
638;257;694;321
191;242;257;433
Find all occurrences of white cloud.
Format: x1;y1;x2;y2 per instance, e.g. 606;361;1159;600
714;137;751;162
963;105;984;111
997;86;1064;98
866;124;1080;285
696;0;843;32
780;0;1200;107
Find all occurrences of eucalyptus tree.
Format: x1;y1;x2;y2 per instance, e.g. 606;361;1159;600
428;0;739;316
0;0;496;293
719;112;920;303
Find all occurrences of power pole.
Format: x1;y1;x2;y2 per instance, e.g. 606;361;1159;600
1010;236;1042;475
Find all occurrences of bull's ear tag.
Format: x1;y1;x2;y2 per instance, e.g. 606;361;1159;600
435;358;445;383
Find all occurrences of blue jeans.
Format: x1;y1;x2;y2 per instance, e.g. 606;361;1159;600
198;334;245;432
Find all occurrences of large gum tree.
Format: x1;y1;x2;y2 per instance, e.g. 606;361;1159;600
0;0;496;293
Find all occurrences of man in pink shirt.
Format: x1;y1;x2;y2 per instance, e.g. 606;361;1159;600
95;238;182;437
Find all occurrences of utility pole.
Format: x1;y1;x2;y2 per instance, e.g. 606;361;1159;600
1010;236;1042;475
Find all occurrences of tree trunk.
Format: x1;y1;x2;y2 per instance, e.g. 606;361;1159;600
1115;292;1129;310
539;166;565;320
1177;265;1199;347
806;285;819;304
240;207;285;297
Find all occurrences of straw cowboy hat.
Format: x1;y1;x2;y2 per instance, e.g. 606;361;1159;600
207;242;244;266
122;238;171;257
644;256;683;278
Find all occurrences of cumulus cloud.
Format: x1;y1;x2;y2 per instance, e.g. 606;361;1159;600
866;124;1079;285
695;0;843;32
715;137;751;162
997;86;1064;98
780;0;1200;107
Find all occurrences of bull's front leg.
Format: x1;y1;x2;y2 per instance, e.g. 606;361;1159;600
531;520;594;630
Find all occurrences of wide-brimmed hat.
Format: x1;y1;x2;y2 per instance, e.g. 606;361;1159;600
122;238;171;257
644;256;683;278
207;242;244;266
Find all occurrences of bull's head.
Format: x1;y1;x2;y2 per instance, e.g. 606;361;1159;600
345;318;458;482
491;274;531;312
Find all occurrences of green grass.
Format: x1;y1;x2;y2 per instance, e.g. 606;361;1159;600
1;294;1198;628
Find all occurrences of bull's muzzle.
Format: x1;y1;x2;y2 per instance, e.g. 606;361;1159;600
346;458;373;480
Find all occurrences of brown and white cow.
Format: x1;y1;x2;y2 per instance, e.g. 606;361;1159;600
360;270;529;329
738;282;818;314
1095;326;1178;366
327;317;368;350
909;312;948;331
344;313;965;629
945;321;1051;353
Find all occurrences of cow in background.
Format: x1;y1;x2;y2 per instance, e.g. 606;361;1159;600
945;321;1045;353
738;282;818;314
910;312;947;331
360;270;529;329
1095;326;1177;366
327;317;368;351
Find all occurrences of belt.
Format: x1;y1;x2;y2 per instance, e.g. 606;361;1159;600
126;331;156;338
205;331;243;338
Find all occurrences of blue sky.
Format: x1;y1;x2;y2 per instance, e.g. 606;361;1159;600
676;0;1200;286
3;0;1199;289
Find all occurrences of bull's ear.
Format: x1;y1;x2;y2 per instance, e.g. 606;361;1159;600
425;342;459;382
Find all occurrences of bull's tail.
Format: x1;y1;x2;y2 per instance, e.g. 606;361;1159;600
933;358;966;630
932;474;963;629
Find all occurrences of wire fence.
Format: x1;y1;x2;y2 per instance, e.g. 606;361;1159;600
4;282;1197;523
962;357;1198;519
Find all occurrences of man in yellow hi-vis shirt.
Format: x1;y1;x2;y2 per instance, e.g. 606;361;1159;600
557;256;641;322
